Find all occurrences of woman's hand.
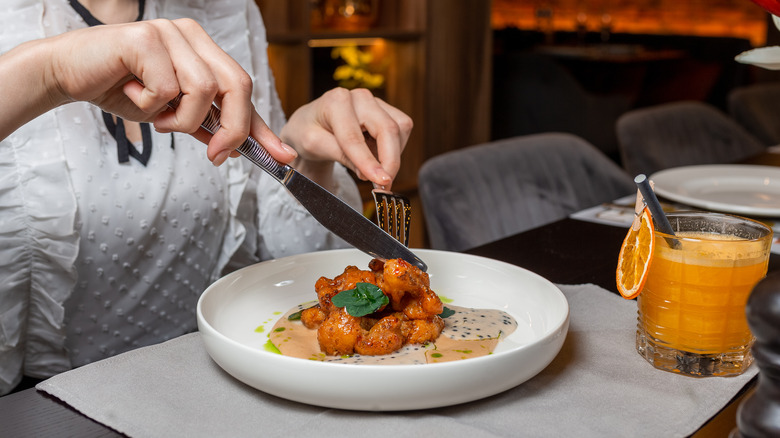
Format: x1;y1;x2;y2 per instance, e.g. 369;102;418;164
280;87;413;190
0;18;295;166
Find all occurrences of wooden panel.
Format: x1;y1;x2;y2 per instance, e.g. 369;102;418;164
266;44;311;117
392;0;427;32
384;40;426;191
256;0;308;36
423;0;493;158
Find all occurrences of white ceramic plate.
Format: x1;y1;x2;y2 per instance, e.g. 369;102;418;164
197;248;569;411
651;164;780;217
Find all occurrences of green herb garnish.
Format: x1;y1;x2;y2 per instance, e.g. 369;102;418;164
439;306;455;319
331;282;389;317
263;340;281;354
288;304;319;321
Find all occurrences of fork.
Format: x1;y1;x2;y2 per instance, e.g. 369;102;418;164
372;188;412;247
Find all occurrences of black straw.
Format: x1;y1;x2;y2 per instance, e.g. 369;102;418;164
635;174;679;246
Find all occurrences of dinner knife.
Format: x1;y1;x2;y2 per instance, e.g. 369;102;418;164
164;93;427;272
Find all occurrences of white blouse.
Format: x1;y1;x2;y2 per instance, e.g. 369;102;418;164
0;0;361;394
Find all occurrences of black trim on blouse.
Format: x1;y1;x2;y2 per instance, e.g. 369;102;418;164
69;0;161;166
69;0;146;26
101;111;152;165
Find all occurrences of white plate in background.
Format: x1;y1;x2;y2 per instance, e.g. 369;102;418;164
651;165;780;217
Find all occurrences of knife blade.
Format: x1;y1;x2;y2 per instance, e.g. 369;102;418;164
165;93;427;271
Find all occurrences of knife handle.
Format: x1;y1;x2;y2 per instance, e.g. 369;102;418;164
165;91;291;182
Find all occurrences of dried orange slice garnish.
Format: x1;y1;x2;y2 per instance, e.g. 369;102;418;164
616;207;655;299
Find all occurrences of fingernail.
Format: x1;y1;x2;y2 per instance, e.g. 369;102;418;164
213;149;231;166
376;169;392;184
281;143;298;158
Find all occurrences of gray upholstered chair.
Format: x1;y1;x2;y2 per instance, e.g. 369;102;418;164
728;82;780;146
616;101;765;177
418;133;635;251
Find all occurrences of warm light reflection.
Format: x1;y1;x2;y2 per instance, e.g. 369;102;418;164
308;37;382;47
492;0;768;46
309;38;388;91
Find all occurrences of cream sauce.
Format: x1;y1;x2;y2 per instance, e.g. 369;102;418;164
267;302;518;365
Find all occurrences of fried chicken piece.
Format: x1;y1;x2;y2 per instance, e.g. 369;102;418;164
381;258;430;290
402;316;445;345
400;287;444;320
300;306;326;329
309;259;445;357
368;258;385;272
355;314;404;356
378;258;443;319
378;258;432;312
317;307;363;356
315;265;377;313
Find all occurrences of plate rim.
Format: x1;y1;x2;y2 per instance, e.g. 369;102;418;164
650;164;780;217
196;248;570;410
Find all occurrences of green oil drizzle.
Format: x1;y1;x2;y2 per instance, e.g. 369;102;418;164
264;340;281;354
254;325;265;333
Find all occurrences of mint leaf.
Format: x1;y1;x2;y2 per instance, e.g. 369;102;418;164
331;282;389;317
439;306;455;318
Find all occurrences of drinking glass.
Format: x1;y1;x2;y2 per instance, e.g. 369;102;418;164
636;212;773;377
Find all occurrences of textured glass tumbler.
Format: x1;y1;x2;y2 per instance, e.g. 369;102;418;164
636;212;773;377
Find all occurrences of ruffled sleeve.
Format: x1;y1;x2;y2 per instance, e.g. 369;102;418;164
0;0;78;395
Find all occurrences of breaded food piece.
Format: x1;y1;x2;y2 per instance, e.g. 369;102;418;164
317;307;363;356
355;314;405;356
308;259;445;356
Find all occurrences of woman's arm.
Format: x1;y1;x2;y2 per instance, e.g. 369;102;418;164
0;18;295;166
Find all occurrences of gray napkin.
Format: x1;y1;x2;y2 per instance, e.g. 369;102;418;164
38;284;757;438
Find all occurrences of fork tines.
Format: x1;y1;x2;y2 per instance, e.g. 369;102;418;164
372;189;411;247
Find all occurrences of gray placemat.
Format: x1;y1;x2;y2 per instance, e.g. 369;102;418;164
38;284;757;438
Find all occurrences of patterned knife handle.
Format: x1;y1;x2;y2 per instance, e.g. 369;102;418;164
165;93;290;182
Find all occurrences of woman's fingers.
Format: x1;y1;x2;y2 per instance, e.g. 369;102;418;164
122;19;288;165
317;89;390;182
348;89;408;184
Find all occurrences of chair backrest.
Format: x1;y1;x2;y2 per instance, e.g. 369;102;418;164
728;82;780;146
616;101;765;177
418;133;635;251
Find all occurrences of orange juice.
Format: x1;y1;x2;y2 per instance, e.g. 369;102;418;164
635;213;772;377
